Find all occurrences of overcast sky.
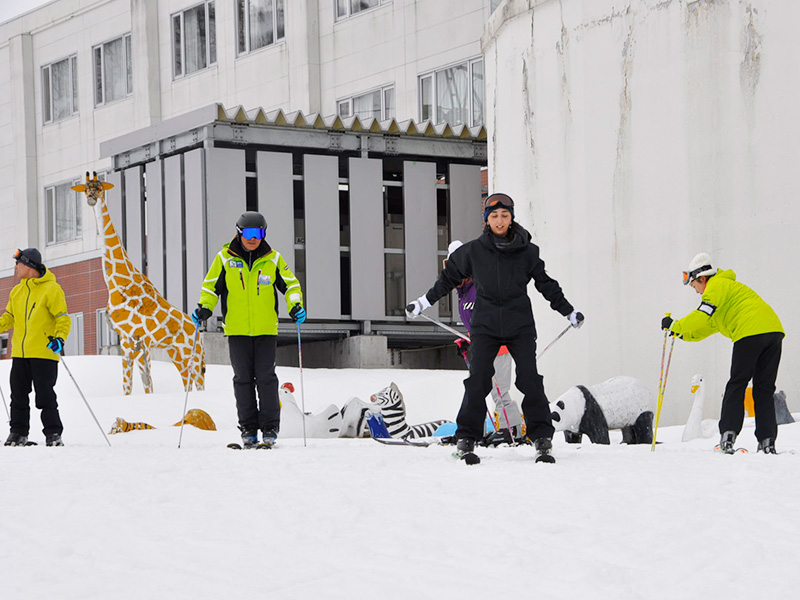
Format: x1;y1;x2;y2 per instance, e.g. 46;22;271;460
0;0;55;25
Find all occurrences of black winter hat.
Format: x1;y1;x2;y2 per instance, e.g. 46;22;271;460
13;248;45;275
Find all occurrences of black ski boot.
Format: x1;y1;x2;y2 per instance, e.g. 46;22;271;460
4;432;28;446
757;438;777;454
716;430;737;455
482;428;514;447
534;437;556;463
241;430;259;449
454;438;480;465
46;433;64;447
260;429;278;449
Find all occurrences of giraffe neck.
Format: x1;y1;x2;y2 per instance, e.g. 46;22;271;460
94;194;137;293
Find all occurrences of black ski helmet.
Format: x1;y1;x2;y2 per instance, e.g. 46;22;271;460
236;211;268;235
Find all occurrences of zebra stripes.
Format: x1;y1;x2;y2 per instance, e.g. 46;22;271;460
369;382;450;440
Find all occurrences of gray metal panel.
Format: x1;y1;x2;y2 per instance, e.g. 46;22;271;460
144;160;164;294
105;171;123;243
348;157;384;320
123;167;144;272
163;154;184;309
449;164;484;244
205;148;246;269
184;148;206;311
404;161;439;318
303;154;340;319
257;151;294;267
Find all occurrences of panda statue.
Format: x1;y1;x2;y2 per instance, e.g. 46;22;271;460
549;376;654;445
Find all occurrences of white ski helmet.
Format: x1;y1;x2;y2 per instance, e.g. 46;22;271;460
447;240;463;260
683;252;716;285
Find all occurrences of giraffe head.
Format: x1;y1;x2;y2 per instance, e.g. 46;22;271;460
72;171;114;206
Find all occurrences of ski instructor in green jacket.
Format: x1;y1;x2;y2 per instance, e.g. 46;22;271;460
662;253;784;454
192;212;305;449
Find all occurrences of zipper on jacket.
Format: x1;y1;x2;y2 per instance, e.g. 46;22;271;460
257;270;261;295
239;270;245;290
21;280;32;358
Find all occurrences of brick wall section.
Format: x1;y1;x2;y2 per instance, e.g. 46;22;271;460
0;258;108;358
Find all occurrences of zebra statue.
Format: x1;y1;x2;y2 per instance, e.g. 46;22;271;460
369;382;451;439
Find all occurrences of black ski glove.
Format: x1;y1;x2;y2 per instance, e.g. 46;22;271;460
192;306;212;326
661;316;674;331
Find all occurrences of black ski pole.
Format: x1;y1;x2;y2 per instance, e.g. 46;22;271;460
50;338;111;447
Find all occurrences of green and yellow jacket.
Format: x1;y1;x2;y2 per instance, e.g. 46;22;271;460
671;269;783;343
0;269;71;361
198;237;303;336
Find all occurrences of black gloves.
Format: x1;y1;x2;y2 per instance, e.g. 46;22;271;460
661;316;674;331
192;306;213;326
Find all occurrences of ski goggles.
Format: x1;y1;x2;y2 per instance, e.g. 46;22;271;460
682;265;712;285
239;227;266;240
13;249;39;270
483;193;515;211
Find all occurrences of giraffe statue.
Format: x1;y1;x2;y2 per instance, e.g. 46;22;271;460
72;172;205;394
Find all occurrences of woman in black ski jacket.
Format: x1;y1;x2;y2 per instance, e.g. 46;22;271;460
406;193;583;463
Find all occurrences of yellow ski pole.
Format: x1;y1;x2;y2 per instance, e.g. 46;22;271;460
651;313;674;452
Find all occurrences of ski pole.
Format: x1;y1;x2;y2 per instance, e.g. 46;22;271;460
178;325;200;449
55;349;112;447
0;381;9;421
537;324;573;361
296;322;307;447
651;315;676;452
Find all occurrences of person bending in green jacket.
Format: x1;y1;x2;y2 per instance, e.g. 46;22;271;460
192;212;305;449
662;253;784;454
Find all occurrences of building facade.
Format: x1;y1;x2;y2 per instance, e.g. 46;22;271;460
0;0;495;358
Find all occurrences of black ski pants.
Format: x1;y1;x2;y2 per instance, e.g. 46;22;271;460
457;330;554;442
9;357;63;437
228;335;280;435
719;332;783;442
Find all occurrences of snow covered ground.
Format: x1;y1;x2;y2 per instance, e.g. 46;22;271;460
1;356;797;600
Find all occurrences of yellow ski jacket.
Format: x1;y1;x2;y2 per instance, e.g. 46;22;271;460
0;269;71;360
671;269;783;343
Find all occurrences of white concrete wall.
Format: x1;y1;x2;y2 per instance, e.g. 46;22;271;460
484;0;800;426
0;0;492;278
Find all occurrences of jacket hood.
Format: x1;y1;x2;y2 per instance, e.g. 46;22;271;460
715;269;736;281
29;269;55;285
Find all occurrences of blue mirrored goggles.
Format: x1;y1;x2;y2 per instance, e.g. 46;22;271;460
240;227;266;240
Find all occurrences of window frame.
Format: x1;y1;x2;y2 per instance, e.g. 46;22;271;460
45;179;83;246
93;33;133;107
236;0;286;56
335;0;392;22
418;57;485;127
336;84;395;121
171;1;217;79
41;55;79;124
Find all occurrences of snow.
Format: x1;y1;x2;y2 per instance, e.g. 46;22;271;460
1;356;798;600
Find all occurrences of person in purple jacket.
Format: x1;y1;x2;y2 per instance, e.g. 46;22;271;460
447;240;524;441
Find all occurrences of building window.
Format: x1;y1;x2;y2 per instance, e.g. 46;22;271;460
172;1;216;78
42;55;78;124
336;0;391;20
337;85;395;121
45;181;82;245
419;58;484;127
97;309;120;352
93;34;132;106
237;0;285;54
64;313;85;356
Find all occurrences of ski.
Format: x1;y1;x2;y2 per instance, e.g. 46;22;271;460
371;436;434;447
25;441;38;446
227;442;274;450
714;445;748;454
452;449;481;465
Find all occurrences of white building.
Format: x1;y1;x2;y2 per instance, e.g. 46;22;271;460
0;0;494;356
484;0;800;424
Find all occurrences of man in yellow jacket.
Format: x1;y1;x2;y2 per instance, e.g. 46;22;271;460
0;248;71;447
192;212;304;449
662;253;784;454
